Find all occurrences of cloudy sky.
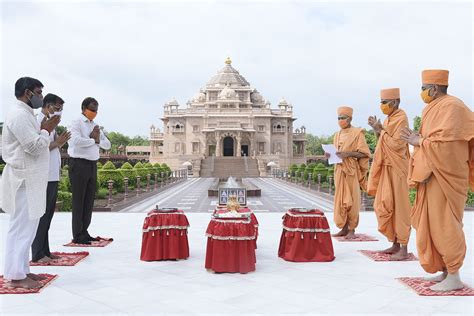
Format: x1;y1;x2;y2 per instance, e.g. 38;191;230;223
1;0;472;137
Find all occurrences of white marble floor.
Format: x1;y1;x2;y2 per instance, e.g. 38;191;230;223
0;212;473;315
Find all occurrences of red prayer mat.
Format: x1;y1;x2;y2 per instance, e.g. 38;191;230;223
398;277;474;296
30;252;89;266
0;274;57;294
358;250;418;261
64;236;113;247
334;234;378;242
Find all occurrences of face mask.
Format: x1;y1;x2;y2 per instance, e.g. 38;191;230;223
27;91;43;109
338;119;350;129
380;102;394;115
420;88;434;104
84;109;97;121
52;111;62;117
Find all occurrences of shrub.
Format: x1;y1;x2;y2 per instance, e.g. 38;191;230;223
466;190;474;207
409;189;417;206
297;164;306;179
134;161;149;179
96;187;109;199
59;176;71;193
303;163;316;181
289;164;298;177
57;191;72;212
0;164;5;174
327;166;334;179
161;163;172;177
102;161;116;170
97;161;103;169
312;163;327;183
98;169;124;191
120;162;137;186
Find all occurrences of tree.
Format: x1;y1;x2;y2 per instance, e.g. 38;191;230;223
106;132;150;154
364;129;377;153
413;116;421;132
305;133;334;156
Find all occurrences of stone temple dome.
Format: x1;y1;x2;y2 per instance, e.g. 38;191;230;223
193;90;206;102
207;57;250;87
218;84;238;100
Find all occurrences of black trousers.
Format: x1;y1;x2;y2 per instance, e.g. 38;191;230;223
69;158;97;241
31;181;59;261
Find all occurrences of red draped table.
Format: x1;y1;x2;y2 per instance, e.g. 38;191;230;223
140;208;190;261
278;208;335;262
205;208;259;273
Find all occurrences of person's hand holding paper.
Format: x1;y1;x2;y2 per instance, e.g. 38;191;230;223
322;144;342;165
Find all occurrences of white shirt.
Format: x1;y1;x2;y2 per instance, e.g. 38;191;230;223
1;100;50;219
37;112;61;182
67;114;111;161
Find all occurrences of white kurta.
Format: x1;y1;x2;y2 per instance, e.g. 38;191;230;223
1;100;51;219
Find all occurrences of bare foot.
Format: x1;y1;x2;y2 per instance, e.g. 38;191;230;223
332;229;348;237
390;246;409;261
9;277;42;289
36;256;53;263
379;243;400;254
49;253;61;260
430;272;464;291
27;273;47;281
424;271;448;282
345;229;356;239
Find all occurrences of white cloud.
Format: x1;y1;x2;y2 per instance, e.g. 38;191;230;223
1;0;472;137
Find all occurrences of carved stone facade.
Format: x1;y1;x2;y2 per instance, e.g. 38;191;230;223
149;58;306;171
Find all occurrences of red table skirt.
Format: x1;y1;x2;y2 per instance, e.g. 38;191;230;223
278;209;335;262
205;238;256;273
140;210;190;261
278;231;334;262
141;230;189;261
205;210;258;273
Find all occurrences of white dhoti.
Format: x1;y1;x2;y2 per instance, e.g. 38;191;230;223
3;187;40;280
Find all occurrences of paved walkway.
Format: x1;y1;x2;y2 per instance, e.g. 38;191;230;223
120;178;334;213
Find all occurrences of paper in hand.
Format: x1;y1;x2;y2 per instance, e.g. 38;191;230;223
322;144;342;165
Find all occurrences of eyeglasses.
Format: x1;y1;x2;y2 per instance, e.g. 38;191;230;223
421;85;433;91
338;116;349;120
87;108;98;113
51;104;63;111
380;100;393;104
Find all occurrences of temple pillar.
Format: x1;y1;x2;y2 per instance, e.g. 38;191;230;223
236;133;242;157
215;132;221;157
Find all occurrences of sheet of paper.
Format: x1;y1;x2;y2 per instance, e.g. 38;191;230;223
322;144;342;165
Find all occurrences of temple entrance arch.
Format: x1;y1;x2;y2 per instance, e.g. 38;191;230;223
223;136;234;156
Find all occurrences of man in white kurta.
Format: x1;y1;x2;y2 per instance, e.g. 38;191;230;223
2;77;59;288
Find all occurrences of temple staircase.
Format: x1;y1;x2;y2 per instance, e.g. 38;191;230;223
200;157;260;178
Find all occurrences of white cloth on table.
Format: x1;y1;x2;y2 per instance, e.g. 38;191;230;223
37;111;61;182
3;186;40;280
1;100;50;219
67;114;111;161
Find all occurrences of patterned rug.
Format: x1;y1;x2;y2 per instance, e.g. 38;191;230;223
0;274;57;294
30;252;89;266
358;250;418;261
64;237;113;247
334;234;378;242
398;277;474;296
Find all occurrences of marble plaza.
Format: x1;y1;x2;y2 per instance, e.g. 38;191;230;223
1;178;473;315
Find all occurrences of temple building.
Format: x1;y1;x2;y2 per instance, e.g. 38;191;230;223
149;58;306;176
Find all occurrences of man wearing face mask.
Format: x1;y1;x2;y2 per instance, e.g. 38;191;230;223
2;77;60;289
31;94;71;263
367;88;411;260
67;97;111;244
400;70;473;291
326;106;370;239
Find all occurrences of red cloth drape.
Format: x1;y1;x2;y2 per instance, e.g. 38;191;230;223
278;209;335;262
205;208;258;273
140;210;190;261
